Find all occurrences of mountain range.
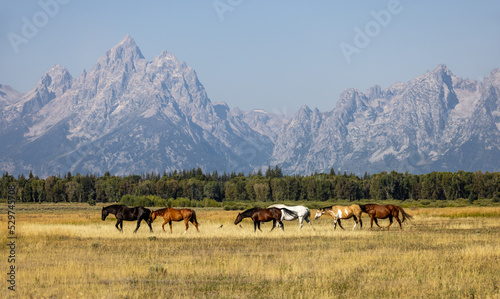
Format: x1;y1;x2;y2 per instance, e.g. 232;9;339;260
1;35;499;177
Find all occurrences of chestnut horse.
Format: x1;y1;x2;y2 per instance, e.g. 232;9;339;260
360;204;413;230
101;204;153;233
314;204;363;230
234;207;297;232
151;208;199;233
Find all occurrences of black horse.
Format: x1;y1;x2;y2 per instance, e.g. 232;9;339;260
101;204;153;233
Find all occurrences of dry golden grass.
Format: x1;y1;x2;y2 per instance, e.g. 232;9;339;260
1;204;499;298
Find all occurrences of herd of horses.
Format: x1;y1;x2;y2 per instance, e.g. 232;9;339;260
101;203;413;233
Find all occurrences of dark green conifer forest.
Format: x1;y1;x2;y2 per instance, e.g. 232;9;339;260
2;166;499;207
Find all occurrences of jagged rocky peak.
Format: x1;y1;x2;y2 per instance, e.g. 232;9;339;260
406;64;454;89
294;105;313;119
39;64;74;97
109;34;144;61
366;85;382;100
1;34;280;175
155;49;180;64
433;64;453;76
485;68;500;87
287;105;322;132
91;35;146;75
299;104;313;114
154;50;201;87
15;64;74;115
336;88;369;115
432;65;459;109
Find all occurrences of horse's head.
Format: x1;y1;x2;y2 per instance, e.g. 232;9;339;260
234;213;243;225
101;208;109;221
314;208;326;219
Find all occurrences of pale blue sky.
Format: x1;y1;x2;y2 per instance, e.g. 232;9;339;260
1;0;499;113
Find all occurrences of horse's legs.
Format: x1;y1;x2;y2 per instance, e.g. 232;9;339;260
304;216;315;231
184;218;189;234
352;216;358;230
298;217;304;230
395;215;402;230
169;221;173;233
337;219;345;230
386;215;394;230
190;218;200;232
279;220;284;231
374;217;383;230
133;219;142;233
257;222;262;232
270;219;276;232
115;219;122;232
146;218;153;233
369;215;374;230
162;219;168;232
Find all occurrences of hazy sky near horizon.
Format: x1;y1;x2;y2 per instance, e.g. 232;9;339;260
1;0;499;114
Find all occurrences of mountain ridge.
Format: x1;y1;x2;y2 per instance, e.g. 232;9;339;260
270;65;499;174
1;36;498;176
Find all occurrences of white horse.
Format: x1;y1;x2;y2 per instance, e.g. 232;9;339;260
267;204;315;231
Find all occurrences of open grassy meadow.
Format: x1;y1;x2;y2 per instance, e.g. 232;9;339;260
1;204;500;298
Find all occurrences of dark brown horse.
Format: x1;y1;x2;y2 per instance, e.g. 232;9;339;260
360;204;413;230
151;208;199;233
101;204;153;233
234;207;296;232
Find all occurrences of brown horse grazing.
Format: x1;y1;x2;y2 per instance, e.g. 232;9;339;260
234;207;295;232
360;204;413;230
151;208;199;233
314;204;363;230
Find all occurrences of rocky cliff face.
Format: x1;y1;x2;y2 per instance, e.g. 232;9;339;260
0;35;273;176
271;65;500;174
1;36;498;176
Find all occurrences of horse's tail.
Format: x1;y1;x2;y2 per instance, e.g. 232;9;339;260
352;204;363;217
191;210;199;225
281;208;298;219
398;206;413;223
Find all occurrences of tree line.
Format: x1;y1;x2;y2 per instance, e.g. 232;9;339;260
1;167;499;204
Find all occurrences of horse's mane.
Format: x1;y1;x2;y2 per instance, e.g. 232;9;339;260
241;207;261;217
102;204;125;214
320;206;333;210
103;204;124;209
361;204;375;206
152;208;169;215
359;204;376;212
